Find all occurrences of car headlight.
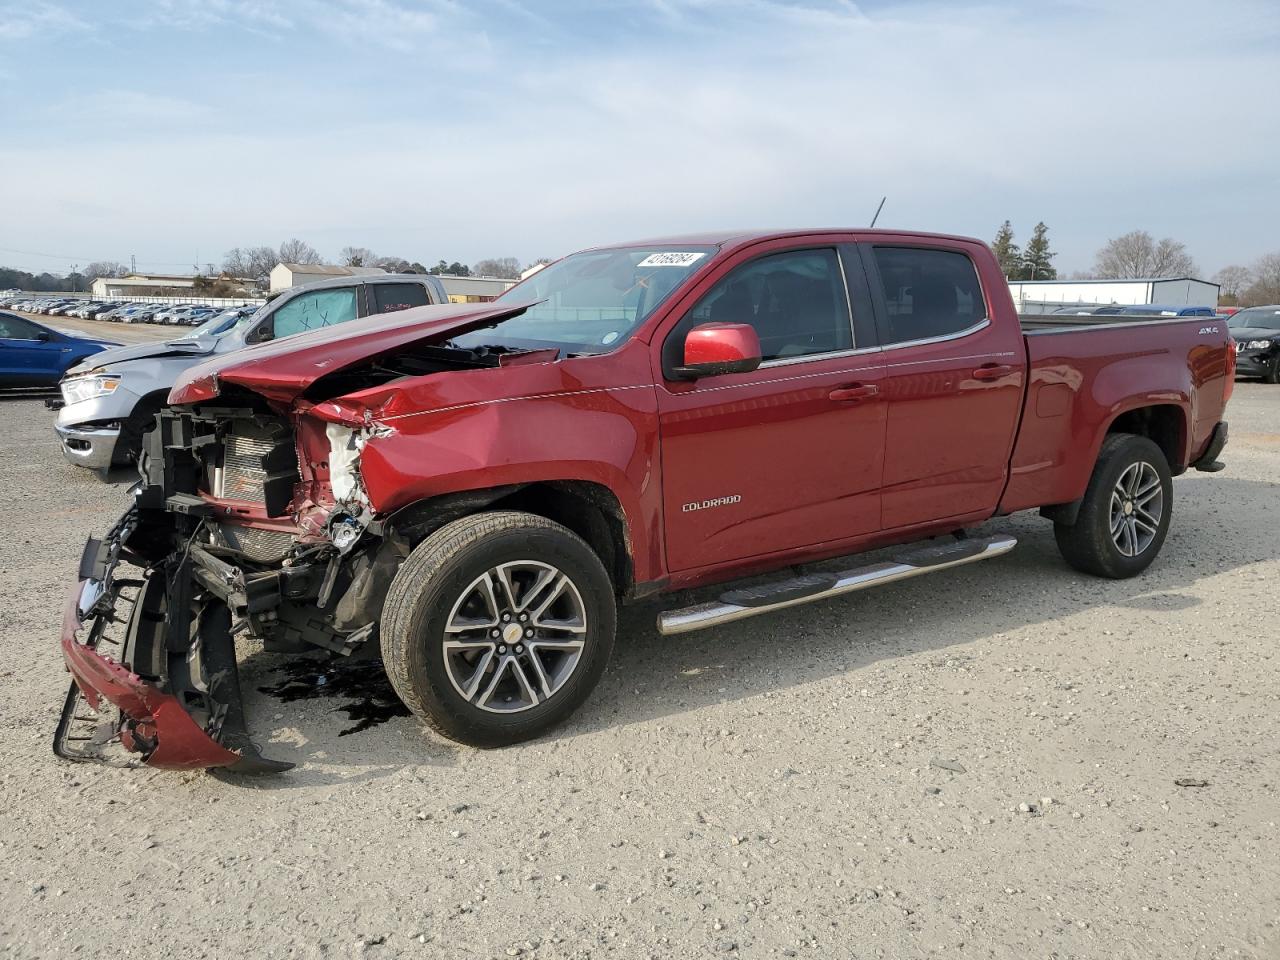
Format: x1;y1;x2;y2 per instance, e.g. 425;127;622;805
1246;339;1275;351
61;372;122;404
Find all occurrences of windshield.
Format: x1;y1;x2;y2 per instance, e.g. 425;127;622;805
1228;307;1280;330
450;245;718;356
180;307;261;339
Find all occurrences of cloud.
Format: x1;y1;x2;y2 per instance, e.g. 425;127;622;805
0;2;90;40
1;0;1278;275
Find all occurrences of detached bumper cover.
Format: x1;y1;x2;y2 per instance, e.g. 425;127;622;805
59;584;243;770
54;510;293;773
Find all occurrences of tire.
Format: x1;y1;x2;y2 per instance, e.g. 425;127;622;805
116;398;165;465
381;511;616;747
1054;433;1173;579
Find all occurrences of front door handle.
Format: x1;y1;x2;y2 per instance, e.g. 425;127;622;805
972;364;1014;381
828;384;879;402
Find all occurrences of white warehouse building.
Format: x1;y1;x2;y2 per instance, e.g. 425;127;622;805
1007;277;1220;312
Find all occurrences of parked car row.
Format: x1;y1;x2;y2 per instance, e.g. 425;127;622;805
1049;303;1221;318
0;295;260;327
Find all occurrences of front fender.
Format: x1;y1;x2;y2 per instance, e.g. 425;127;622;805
354;390;663;583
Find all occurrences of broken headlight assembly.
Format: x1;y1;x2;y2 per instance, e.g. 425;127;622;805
61;370;122;404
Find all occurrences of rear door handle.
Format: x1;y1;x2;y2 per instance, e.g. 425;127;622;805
828;384;879;402
972;364;1014;381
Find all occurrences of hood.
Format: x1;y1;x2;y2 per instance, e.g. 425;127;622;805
170;300;533;405
67;336;213;373
53;329;120;349
1232;327;1280;344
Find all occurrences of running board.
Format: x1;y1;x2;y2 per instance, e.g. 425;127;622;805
656;534;1017;636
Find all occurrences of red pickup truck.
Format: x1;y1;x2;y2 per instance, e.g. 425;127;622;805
56;229;1233;771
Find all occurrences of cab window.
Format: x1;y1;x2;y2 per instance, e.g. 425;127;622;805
371;283;430;313
870;247;986;345
673;248;852;364
271;287;359;339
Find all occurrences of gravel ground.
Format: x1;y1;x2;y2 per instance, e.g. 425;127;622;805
1;370;1277;959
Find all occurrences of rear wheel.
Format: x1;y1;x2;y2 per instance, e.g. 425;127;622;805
1053;433;1172;579
381;511;616;747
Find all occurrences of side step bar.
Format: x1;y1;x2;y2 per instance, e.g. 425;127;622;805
657;534;1017;636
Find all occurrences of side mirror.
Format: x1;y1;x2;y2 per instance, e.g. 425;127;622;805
35;331;53;342
670;322;762;380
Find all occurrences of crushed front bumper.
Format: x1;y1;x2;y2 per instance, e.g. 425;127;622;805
54;510;293;773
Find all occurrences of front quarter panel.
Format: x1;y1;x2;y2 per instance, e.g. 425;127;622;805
336;344;666;584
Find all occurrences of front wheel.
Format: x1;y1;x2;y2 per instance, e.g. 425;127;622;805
1054;433;1173;579
381;511;616;747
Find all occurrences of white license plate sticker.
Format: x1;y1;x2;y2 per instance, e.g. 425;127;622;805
637;252;707;268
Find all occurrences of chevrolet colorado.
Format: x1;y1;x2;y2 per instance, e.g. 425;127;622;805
55;229;1233;771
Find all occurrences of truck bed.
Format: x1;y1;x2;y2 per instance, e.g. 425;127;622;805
997;313;1233;516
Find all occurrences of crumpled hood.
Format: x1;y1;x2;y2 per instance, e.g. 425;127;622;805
170;300;533;405
67;336;212;373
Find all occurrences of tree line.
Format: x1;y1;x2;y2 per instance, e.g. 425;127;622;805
221;240;539;281
991;222;1280;306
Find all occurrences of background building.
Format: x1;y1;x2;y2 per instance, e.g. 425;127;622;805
269;263;387;293
1007;277;1220;312
91;272;198;298
437;275;517;303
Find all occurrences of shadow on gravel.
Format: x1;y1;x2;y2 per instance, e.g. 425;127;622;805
549;472;1275;742
175;472;1279;780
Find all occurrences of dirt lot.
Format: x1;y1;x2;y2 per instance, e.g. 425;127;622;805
2;361;1277;959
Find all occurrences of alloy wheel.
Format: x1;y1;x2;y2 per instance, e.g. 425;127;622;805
1110;461;1163;557
441;561;588;713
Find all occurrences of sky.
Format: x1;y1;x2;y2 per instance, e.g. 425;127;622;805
1;0;1278;279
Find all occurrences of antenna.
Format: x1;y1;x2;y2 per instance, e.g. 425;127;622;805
869;196;886;228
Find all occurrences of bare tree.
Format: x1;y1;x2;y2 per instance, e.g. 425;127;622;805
1213;265;1252;305
341;246;376;267
278;238;322;265
472;257;522;279
1093;230;1199;279
82;261;127;283
1241;252;1280;307
224;246;282;280
248;246;282;278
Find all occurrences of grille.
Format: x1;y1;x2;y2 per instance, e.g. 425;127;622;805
215;524;295;562
222;434;276;503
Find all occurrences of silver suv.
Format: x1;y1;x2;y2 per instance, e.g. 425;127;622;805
54;274;449;472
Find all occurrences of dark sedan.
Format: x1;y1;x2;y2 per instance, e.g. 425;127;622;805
0;312;120;388
1229;306;1280;383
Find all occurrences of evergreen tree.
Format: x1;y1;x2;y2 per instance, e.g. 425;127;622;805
991;221;1021;278
1019;221;1057;280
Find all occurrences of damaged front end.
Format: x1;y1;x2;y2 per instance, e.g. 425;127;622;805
55;402;407;773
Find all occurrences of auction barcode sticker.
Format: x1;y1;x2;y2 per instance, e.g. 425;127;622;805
637;252;707;267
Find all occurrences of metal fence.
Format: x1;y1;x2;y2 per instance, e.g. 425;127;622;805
6;291;265;307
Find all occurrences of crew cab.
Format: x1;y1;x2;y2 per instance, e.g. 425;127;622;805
55;230;1233;772
50;274;449;473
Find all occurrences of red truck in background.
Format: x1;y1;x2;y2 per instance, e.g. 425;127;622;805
56;229;1233;772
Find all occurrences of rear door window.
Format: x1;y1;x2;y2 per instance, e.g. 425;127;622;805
869;247;987;346
371;283;430;314
271;287;359;339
